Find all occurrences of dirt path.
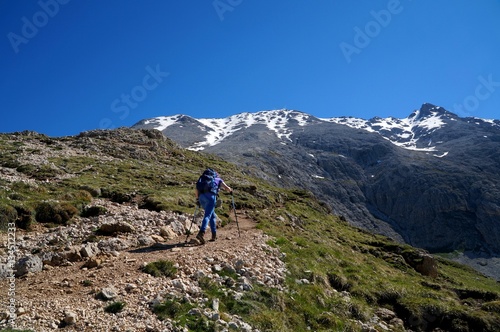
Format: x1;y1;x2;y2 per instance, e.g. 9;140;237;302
1;209;285;331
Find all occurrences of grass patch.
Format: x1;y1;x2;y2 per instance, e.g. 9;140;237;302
153;296;217;331
81;280;93;287
143;260;178;278
104;301;126;314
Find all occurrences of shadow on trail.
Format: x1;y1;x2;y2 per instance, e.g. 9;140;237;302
128;240;197;254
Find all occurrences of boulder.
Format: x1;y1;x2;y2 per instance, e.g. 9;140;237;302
15;255;43;277
98;221;135;235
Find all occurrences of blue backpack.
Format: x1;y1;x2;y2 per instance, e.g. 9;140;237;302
196;168;219;194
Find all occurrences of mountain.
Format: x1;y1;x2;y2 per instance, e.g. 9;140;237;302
1;128;499;331
132;103;500;279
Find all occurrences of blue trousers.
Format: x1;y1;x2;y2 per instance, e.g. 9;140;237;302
199;193;217;234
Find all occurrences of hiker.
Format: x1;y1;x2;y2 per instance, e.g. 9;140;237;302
195;168;232;244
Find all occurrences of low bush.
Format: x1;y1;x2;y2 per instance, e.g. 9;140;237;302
14;205;34;230
0;204;17;231
104;301;126;314
81;205;107;218
35;202;78;225
139;196;165;212
143;260;178;278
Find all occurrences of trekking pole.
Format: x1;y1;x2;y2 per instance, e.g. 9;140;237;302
185;205;199;243
231;192;241;237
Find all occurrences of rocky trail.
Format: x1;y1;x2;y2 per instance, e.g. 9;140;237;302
0;199;286;332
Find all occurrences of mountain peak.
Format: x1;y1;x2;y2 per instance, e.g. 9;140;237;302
409;103;452;121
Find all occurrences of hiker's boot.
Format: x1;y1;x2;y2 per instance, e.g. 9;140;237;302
196;231;205;245
209;232;216;242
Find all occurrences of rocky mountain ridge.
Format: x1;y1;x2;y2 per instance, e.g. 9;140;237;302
133;103;499;153
133;104;500;280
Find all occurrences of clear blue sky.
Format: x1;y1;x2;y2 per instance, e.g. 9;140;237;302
1;0;499;137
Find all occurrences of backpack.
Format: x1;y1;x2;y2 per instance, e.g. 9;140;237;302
196;168;219;194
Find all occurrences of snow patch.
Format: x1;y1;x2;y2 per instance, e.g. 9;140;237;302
433;151;449;158
188;109;311;150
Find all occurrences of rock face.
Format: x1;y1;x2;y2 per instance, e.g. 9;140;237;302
133;104;500;279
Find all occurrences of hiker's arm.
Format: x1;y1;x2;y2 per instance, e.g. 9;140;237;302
220;181;232;193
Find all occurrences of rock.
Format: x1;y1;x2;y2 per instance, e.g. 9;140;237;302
159;226;177;239
228;321;239;330
98;238;132;252
151;235;164;243
234;259;246;270
40;251;63;267
98;221;136;235
80;243;101;258
63;311;77;325
100;286;118;300
138;235;156;247
212;298;219;312
415;254;438;278
61;247;82;262
188;308;202;317
376;308;397;322
212;264;223;273
239;321;253;331
172;279;186;291
125;283;138;293
403;250;438;278
15;255;43;277
169;220;188;235
82;258;102;269
0;264;14;278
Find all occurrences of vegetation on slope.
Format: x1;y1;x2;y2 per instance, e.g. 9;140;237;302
0;129;499;331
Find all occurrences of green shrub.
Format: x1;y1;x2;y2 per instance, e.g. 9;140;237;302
101;189;133;203
482;301;500;313
16;164;37;176
81;280;93;287
16;164;61;180
8;192;26;201
81;205;107;218
143;260;178;278
139;196;165;212
61;190;93;204
35;202;78;225
0;155;20;168
0;205;17;231
153;296;216;331
153;297;187;320
104;301;126;314
14;205;34;230
79;185;101;197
